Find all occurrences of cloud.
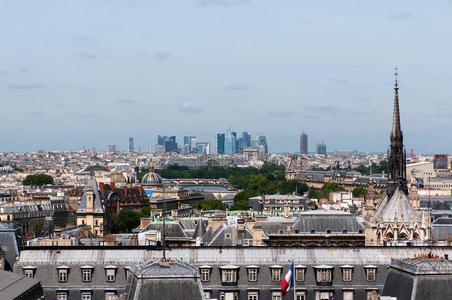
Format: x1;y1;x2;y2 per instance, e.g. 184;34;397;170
76;52;98;60
8;84;47;90
117;98;136;104
226;84;250;91
330;78;348;84
155;52;173;60
349;109;376;115
388;12;414;20
199;0;251;6
76;35;98;43
306;105;339;114
268;111;294;118
179;102;204;114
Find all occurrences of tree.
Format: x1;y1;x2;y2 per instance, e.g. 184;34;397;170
230;199;248;211
34;222;44;237
110;209;141;233
191;199;227;211
352;187;368;198
22;174;54;186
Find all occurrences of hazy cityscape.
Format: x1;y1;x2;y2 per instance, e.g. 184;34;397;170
2;1;452;300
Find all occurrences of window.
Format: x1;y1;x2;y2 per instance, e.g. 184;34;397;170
343;268;352;282
105;291;116;300
58;269;68;283
220;291;238;300
248;291;258;300
366;290;378;300
105;268;116;282
295;268;305;282
295;291;306;300
82;269;92;282
23;269;34;278
316;269;332;283
271;268;282;281
81;292;91;300
57;292;68;300
248;268;258;281
272;291;282;300
201;269;210;282
317;291;334;300
222;269;237;283
343;290;354;300
366;268;376;281
204;291;211;299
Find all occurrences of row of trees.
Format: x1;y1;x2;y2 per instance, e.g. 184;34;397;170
353;161;388;175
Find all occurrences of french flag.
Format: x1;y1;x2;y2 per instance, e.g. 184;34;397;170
280;262;294;296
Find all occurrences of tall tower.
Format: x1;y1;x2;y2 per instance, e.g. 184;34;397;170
386;69;407;198
300;132;308;154
128;137;135;153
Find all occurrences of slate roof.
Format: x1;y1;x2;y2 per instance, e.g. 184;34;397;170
292;210;364;233
126;260;205;300
0;270;43;300
77;178;104;213
374;187;420;223
382;258;452;300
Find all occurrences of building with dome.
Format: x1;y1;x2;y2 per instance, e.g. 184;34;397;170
365;72;429;246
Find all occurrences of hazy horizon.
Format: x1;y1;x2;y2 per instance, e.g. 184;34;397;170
1;1;452;153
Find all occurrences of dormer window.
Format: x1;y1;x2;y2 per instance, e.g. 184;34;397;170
326;229;331;234
340;265;354;282
270;266;283;281
364;266;377;281
314;265;334;285
80;266;94;282
310;229;315;234
104;265;118;282
220;266;239;285
246;265;259;282
295;266;306;282
22;266;37;278
57;266;70;283
199;266;212;282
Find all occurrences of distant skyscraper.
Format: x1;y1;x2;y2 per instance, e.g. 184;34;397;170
316;142;327;155
300;132;308;154
128;137;135;153
108;144;116;153
257;135;268;154
242;131;251;148
164;136;177;152
224;128;236;155
216;133;225;154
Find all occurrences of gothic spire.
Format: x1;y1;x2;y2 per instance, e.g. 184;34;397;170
392;68;401;137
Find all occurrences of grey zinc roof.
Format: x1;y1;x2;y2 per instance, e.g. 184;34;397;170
76;178;104;213
374;187;420;223
292;210;364;233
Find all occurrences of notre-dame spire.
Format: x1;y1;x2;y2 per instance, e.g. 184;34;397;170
387;68;408;197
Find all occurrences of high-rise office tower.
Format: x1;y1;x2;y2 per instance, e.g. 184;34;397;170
257;135;268;154
225;128;236;155
300;132;308;154
242;131;251;148
216;133;225;154
164;136;177;152
316;142;327;155
128;137;135;153
108;144;116;153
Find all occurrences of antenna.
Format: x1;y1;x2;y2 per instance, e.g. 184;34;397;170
394;67;398;88
162;183;166;259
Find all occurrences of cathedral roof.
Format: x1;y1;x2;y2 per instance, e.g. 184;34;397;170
374;187;420;223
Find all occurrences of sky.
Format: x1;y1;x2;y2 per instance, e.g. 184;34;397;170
1;0;452;154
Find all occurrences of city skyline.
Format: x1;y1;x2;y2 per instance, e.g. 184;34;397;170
1;1;452;153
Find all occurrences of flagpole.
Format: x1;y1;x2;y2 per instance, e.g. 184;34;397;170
293;258;296;300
